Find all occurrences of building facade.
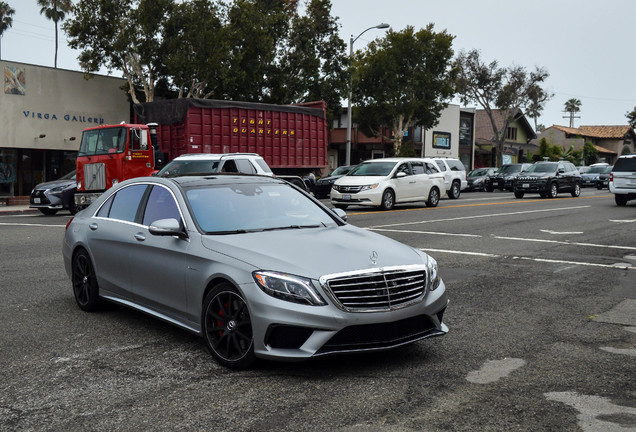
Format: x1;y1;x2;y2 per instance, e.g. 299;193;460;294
1;61;129;198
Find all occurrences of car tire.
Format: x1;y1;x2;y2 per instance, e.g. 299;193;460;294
380;189;395;211
485;186;494;192
514;191;524;199
334;204;348;210
426;187;440;207
615;194;628;206
548;182;558;198
202;283;256;370
38;208;58;216
72;249;101;312
448;181;461;199
571;183;581;197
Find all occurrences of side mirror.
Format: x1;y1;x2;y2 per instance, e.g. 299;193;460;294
395;172;407;178
149;218;187;238
332;208;347;222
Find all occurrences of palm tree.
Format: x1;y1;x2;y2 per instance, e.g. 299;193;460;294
563;98;582;128
37;0;72;68
0;1;15;60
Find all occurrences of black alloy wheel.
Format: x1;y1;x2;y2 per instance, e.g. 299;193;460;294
427;187;440;207
548;182;558;198
72;249;100;311
381;189;395;210
203;284;255;369
571;183;581;197
449;181;461;199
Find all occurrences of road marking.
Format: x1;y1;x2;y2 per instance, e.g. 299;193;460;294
418;248;636;271
610;219;636;223
0;222;66;228
367;228;481;238
600;347;636;357
540;229;584;235
493;236;636;251
366;205;590;229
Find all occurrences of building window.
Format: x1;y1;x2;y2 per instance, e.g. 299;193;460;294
506;127;518;141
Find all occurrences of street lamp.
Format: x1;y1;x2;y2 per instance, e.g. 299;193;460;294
346;23;389;166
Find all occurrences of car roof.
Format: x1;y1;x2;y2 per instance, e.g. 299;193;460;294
171;153;261;161
362;157;437;163
167;174;284;188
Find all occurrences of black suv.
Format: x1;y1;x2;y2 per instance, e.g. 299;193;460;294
485;163;532;191
513;161;581;199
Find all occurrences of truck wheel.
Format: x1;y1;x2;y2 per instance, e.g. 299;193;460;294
449;181;460;199
380;189;395;210
615;194;628;206
426;187;440;207
39;208;58;216
514;191;524;199
68;194;78;215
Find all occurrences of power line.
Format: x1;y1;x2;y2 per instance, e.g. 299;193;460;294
554;92;635;103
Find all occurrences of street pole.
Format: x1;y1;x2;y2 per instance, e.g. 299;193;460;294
345;23;389;167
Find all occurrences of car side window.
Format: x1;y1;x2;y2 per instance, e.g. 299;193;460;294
142;185;182;226
221;160;239;173
96;195;114;218
396;163;411;176
448;160;464;171
425;162;440;174
410;161;425;175
235;159;257;174
434;160;447;171
108;185;148;223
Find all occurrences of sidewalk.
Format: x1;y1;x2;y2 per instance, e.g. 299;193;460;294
0;205;38;215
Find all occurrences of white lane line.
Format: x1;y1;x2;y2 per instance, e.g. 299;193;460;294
0;222;66;227
610;219;636;223
368;205;591;229
540;229;584;235
368;228;481;238
419;248;636;271
493;236;636;251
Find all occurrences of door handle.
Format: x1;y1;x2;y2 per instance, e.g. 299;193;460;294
134;233;146;242
89;223;98;231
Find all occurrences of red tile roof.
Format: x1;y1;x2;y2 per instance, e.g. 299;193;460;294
549;125;633;139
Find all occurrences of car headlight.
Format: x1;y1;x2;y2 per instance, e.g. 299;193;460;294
360;183;379;191
427;256;441;291
253;271;326;306
474;178;483;184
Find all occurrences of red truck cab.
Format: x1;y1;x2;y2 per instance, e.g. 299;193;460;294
74;123;155;209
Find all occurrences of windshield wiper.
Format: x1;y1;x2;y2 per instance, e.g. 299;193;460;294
206;229;251;235
260;224;324;232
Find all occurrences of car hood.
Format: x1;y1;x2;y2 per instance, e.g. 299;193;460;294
335;176;387;185
317;174;344;183
32;178;75;191
518;172;555;179
201;224;424;279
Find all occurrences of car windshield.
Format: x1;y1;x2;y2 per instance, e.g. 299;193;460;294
330;166;352;176
347;162;396;177
186;182;340;234
158;159;221;176
525;164;557;173
498;165;522;174
469;168;490;177
78;127;127;156
587;166;608;174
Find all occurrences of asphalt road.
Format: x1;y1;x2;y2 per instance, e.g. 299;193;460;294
1;187;635;431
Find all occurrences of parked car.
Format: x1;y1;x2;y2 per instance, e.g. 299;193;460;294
313;165;354;199
157;153;274;177
485;163;532;191
466;167;497;191
577;166;591;174
609;154;636;206
433;158;468;199
63;174;449;369
29;170;77;215
580;164;611;187
331;158;446;210
596;166;614;189
513;161;581;199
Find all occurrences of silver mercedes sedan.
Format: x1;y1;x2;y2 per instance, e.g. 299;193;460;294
63;174;449;369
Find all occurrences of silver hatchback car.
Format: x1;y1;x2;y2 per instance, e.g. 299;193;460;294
63;174;448;369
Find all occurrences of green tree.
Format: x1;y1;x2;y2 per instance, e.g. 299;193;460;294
563;98;581;128
65;0;174;103
351;25;456;152
583;141;598;165
37;0;72;68
626;106;636;129
0;1;15;60
455;49;550;167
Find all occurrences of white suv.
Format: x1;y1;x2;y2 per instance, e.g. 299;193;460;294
157;153;274;177
609;154;636;206
433;158;468;199
331;158;446;210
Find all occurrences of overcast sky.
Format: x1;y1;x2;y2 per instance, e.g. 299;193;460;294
2;0;635;130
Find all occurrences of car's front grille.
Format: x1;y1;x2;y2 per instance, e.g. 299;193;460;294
338;185;363;193
321;266;427;312
517;176;540;183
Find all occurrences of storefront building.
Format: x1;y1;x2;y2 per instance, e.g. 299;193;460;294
1;61;129;198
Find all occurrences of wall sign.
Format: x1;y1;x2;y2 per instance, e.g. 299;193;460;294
432;131;451;149
4;67;25;95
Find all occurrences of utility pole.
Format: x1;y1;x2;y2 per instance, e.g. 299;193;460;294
563;111;580;128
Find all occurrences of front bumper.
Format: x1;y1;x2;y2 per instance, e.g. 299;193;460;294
514;179;549;193
245;279;449;361
330;188;383;207
30;190;64;209
74;192;102;208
